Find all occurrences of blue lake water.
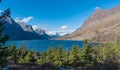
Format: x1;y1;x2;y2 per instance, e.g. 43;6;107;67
5;40;83;52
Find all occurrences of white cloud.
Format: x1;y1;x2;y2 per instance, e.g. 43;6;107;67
15;16;34;23
61;25;68;29
22;17;33;23
46;25;73;35
95;7;101;10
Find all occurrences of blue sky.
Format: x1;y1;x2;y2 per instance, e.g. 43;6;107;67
0;0;120;34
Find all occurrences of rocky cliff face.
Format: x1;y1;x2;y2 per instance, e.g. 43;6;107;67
33;27;50;39
1;16;49;40
61;6;120;42
17;22;34;32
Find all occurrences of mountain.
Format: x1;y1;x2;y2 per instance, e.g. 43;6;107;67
0;15;49;40
61;6;120;42
17;21;50;39
33;27;50;39
17;22;34;32
48;32;69;38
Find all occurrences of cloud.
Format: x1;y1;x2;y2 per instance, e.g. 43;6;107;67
15;16;34;23
22;17;34;23
61;25;68;29
95;7;101;10
46;25;73;35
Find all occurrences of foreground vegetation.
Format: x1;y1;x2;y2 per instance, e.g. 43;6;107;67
1;40;120;69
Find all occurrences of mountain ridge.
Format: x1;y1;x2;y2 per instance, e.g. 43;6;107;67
60;6;120;42
1;15;49;40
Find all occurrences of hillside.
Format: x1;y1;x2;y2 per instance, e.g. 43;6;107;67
0;15;49;40
61;6;120;42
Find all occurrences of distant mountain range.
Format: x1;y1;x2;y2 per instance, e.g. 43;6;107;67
0;15;68;40
3;6;120;42
61;6;120;42
48;32;69;38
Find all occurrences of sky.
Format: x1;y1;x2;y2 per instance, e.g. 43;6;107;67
0;0;120;34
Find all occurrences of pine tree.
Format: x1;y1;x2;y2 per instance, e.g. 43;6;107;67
24;51;36;63
0;46;9;67
52;46;64;67
19;44;27;59
46;47;52;62
83;44;94;65
0;2;10;66
10;44;18;64
70;45;79;67
71;45;79;59
0;20;9;67
63;50;70;66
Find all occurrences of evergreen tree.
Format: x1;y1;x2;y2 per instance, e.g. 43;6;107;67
53;46;64;67
0;46;8;67
24;51;36;63
10;44;18;64
71;45;79;59
19;44;27;59
0;5;9;67
63;50;70;66
70;45;79;67
83;44;94;65
46;47;52;62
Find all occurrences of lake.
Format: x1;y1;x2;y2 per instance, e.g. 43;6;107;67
5;40;83;52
